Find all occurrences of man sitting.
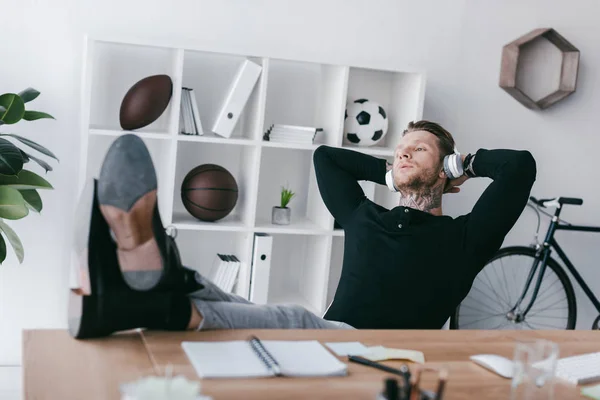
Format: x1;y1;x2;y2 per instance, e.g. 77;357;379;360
68;120;536;338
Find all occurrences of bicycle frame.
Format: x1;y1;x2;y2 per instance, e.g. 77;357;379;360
511;204;600;319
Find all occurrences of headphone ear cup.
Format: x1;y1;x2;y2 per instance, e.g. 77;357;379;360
444;153;463;180
385;169;399;192
443;155;454;179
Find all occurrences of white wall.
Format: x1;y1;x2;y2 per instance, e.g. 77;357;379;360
1;0;600;367
442;0;600;331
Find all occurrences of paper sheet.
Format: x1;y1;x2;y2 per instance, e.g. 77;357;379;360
362;346;425;364
324;342;425;364
324;341;370;356
582;384;600;399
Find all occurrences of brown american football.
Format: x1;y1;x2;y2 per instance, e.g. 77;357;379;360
119;74;173;130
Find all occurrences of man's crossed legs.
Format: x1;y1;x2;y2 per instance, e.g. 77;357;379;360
68;134;352;339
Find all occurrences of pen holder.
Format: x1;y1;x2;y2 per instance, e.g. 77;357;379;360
376;366;448;400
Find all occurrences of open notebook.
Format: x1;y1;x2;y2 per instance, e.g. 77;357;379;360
182;340;348;378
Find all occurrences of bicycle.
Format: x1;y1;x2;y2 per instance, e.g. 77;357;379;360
450;196;600;330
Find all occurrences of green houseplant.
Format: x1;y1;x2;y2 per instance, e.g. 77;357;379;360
272;186;295;225
0;88;58;264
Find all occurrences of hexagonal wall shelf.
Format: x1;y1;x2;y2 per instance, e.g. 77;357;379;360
499;28;580;110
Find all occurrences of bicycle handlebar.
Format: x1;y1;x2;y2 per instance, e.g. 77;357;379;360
529;196;583;208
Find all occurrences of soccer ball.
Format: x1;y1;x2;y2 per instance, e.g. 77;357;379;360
344;99;389;147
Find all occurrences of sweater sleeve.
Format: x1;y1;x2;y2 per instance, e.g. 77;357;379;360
313;145;388;226
464;148;537;265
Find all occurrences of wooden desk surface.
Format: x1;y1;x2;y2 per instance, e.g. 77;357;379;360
24;329;598;400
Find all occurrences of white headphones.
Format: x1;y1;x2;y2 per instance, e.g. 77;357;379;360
443;147;464;180
386;146;463;192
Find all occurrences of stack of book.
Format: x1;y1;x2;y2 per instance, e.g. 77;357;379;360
263;124;322;145
208;254;241;293
180;87;204;135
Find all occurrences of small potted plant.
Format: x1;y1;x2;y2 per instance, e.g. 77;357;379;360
272;186;295;225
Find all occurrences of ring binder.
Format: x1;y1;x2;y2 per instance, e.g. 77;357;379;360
249;335;282;376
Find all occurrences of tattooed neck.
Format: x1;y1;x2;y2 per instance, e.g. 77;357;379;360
398;184;444;214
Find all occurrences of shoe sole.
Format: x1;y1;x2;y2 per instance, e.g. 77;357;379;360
97;134;164;291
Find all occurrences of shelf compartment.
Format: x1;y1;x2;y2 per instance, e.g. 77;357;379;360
265;234;332;316
256;147;332;232
172;141;259;230
175;230;252;297
344;67;425;151
89;41;179;135
181;50;266;140
82;134;174;222
264;59;348;147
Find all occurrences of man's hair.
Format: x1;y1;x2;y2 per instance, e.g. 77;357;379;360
402;120;456;162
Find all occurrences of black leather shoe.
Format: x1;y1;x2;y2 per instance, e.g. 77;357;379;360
97;133;202;293
68;180;193;339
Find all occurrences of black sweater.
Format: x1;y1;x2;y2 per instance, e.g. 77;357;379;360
313;145;536;329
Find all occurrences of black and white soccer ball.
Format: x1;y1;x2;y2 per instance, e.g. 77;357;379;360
344;99;388;147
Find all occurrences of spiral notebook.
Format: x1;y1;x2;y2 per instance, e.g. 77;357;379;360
181;337;348;378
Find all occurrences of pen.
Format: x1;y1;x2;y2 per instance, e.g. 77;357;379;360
409;367;421;400
384;378;399;400
435;369;447;400
348;355;409;377
399;364;411;397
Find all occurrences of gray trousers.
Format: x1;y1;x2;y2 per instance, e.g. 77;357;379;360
188;272;355;330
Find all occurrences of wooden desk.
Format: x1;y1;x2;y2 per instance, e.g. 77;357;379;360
24;329;598;399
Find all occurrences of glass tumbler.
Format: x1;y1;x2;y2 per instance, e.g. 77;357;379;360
510;339;559;400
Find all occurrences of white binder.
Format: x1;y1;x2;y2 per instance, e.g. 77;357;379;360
212;59;262;138
249;233;273;304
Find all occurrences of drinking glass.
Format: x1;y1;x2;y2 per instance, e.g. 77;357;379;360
510;339;559;400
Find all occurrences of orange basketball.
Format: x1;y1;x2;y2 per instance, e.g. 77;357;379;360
181;164;238;222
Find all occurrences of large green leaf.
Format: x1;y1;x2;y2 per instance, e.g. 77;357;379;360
21;151;52;173
19;189;42;212
0;169;53;190
0;232;6;264
0;94;25;124
20;150;30;163
18;88;40;103
23;111;55;121
0;219;24;263
0;134;59;161
0;186;28;219
0;106;5;126
0;138;24;175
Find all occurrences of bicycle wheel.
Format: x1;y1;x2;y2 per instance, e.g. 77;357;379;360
450;246;576;330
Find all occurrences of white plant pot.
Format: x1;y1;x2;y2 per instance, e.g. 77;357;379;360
272;206;291;225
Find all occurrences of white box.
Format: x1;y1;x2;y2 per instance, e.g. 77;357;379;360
212;59;262;138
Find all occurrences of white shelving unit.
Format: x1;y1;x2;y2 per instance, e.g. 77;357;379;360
78;36;426;316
